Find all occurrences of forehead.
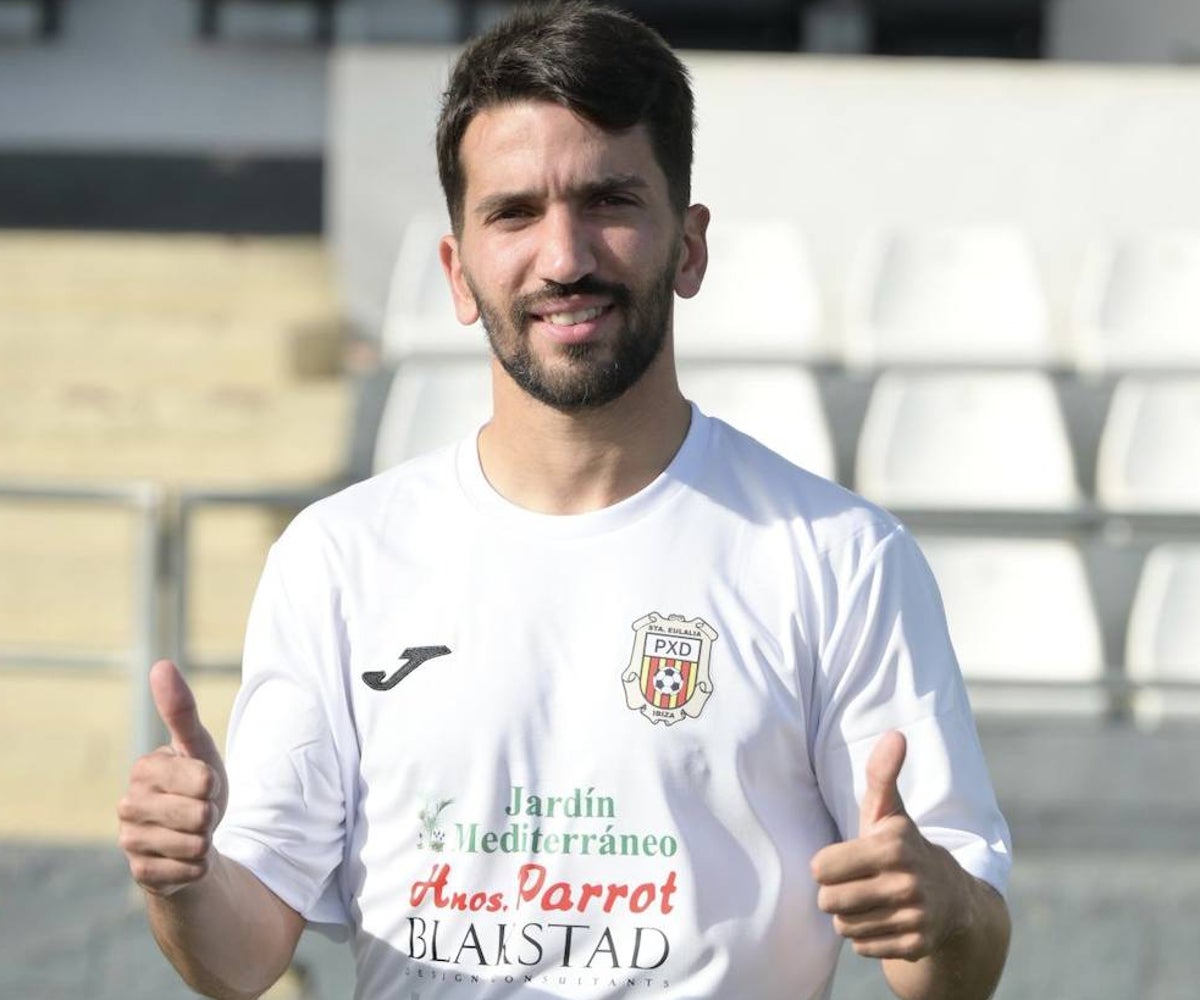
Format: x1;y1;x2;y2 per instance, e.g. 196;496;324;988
458;100;666;204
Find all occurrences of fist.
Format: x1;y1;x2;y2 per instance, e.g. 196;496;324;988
117;660;229;896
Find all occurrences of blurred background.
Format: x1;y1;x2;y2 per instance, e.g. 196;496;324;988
2;1;1199;997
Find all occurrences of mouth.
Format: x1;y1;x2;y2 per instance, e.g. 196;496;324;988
528;300;615;344
541;304;607;326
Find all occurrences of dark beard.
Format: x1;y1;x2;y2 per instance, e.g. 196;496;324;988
470;262;677;413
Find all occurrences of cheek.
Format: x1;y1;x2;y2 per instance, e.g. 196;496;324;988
470;236;535;296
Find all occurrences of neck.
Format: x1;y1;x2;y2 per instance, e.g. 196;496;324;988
477;354;691;515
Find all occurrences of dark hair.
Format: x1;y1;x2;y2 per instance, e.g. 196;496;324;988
436;1;695;233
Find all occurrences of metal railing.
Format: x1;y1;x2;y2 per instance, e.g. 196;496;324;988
169;481;345;675
0;478;168;760
3;473;1199;761
0;476;344;759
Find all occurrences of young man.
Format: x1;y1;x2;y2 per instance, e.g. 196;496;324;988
117;4;1011;998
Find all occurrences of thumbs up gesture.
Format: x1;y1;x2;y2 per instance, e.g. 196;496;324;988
117;660;229;897
810;731;970;961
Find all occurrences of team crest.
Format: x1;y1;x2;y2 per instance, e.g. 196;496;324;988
622;613;718;726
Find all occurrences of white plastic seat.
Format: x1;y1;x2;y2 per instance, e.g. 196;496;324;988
680;363;836;480
1096;377;1200;514
1074;231;1200;373
1126;543;1200;721
919;535;1107;714
380;209;488;361
855;370;1081;511
372;360;492;471
845;225;1055;367
673;219;826;362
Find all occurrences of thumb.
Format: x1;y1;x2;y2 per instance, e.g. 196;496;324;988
859;730;907;832
150;659;219;764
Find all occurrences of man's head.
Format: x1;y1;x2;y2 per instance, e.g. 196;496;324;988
436;2;695;236
435;3;708;413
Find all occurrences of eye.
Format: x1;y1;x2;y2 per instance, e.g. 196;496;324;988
593;193;638;209
486;205;536;226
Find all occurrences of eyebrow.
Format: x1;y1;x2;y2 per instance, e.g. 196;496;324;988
473;173;651;220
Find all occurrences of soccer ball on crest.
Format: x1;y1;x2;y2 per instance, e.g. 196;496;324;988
653;666;684;695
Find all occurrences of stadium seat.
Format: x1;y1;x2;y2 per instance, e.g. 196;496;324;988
371;360;492;472
1073;231;1200;373
1125;543;1200;721
845;225;1055;368
855;370;1081;512
679;363;837;480
918;535;1108;714
380;210;488;361
673;218;827;362
197;0;339;44
1095;376;1200;514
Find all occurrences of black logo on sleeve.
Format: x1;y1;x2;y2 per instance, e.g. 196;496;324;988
363;646;452;691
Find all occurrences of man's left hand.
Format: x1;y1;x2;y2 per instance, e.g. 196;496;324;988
810;730;971;961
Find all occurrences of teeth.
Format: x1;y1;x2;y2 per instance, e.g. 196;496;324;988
546;306;605;326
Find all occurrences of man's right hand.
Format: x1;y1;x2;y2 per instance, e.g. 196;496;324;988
118;659;229;897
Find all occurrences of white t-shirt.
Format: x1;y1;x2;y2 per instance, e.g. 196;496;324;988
214;406;1011;1000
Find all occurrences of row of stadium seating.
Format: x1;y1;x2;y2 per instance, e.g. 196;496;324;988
347;354;1200;723
365;360;1200;519
380;211;1200;373
356;208;1200;723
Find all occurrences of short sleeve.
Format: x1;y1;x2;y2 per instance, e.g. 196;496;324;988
213;538;350;928
811;526;1012;896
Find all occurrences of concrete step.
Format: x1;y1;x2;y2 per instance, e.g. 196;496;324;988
0;231;339;312
0;502;284;654
0;230;356;721
0;312;343;388
0;380;351;484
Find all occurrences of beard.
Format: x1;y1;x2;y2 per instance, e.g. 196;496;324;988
465;249;679;413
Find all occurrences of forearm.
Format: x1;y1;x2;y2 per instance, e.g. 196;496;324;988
883;873;1011;1000
146;852;304;1000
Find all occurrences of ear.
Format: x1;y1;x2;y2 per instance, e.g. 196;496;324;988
439;233;481;325
673;203;710;300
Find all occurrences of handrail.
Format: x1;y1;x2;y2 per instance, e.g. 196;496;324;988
0;478;168;758
170;479;349;676
3;471;1198;763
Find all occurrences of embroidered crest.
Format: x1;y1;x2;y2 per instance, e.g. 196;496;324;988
622;613;717;726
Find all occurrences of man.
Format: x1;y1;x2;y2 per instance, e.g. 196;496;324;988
117;4;1012;998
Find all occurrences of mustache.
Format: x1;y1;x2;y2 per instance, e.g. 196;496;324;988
513;277;632;323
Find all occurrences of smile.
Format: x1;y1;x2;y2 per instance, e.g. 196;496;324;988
544;305;607;326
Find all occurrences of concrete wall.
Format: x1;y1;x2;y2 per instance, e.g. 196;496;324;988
328;49;1200;340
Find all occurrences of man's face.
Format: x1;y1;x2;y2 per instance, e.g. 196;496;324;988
440;101;707;412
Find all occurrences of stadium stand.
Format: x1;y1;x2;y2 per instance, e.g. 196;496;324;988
1095;376;1200;515
679;363;837;480
370;358;492;472
917;535;1108;715
673;218;828;362
379;209;486;361
197;0;339;44
0;230;348;715
844;225;1057;369
1073;230;1200;373
1125;543;1200;721
853;369;1082;514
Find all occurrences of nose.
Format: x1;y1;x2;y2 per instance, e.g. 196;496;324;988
535;205;597;286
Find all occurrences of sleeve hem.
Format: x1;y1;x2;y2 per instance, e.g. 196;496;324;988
215;831;349;928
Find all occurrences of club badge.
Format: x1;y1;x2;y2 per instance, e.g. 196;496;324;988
622;612;717;726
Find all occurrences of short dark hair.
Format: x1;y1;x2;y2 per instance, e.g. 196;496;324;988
436;1;695;233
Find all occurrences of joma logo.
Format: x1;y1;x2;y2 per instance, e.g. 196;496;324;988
362;646;452;691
